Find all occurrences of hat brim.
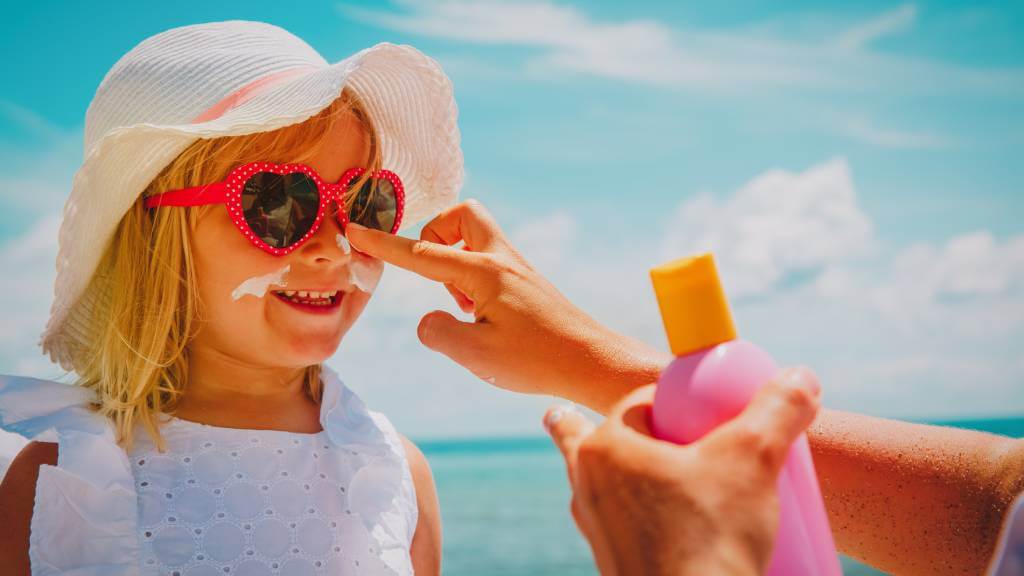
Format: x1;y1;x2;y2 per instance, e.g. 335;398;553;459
41;42;463;373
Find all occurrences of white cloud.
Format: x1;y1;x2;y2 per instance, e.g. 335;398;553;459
0;108;78;380
891;231;1024;299
675;159;1024;417
662;157;873;298
836;113;953;149
0;212;64;377
835;4;918;51
0;134;80;230
340;0;825;89
861;231;1024;333
590;158;1024;418
340;1;1024;96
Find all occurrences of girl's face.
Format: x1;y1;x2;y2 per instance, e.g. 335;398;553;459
189;113;383;369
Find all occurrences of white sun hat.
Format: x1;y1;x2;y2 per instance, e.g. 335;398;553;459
39;20;463;373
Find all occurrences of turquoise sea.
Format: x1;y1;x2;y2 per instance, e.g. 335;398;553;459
420;417;1024;576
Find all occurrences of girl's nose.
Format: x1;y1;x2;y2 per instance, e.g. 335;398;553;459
296;203;349;265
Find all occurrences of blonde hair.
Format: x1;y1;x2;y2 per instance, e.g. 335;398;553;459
75;89;382;451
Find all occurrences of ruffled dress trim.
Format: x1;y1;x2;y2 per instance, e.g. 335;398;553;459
0;374;140;575
319;365;419;574
0;367;418;575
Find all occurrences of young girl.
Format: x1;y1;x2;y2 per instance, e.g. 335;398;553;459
0;20;462;575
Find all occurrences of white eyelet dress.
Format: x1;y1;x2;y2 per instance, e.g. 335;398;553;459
0;366;418;576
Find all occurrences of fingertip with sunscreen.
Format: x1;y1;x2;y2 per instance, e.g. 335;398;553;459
543;403;582;435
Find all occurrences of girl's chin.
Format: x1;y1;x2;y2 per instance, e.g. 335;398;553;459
277;337;342;364
269;321;348;360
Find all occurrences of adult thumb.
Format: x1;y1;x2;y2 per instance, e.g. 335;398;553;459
416;310;491;373
705;367;822;478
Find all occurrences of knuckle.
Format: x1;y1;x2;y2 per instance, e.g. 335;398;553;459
462;199;499;228
409;239;436;258
777;382;815;413
734;424;783;476
491;253;522;277
479;252;507;274
755;442;781;477
462;198;486;213
732;424;767;456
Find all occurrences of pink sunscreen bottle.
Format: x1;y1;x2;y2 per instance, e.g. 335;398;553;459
649;253;841;576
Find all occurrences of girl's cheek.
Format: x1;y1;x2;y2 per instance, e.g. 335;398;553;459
348;252;383;294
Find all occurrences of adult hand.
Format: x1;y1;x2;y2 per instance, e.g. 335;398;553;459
346;200;669;414
544;368;822;576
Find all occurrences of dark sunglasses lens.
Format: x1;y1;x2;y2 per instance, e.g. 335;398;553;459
347;177;397;233
241;172;319;248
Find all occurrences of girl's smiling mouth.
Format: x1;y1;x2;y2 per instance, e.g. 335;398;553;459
271;289;344;313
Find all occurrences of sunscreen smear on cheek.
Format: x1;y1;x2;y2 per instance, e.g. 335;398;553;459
348;254;382;293
231;265;291;301
336;233;351;254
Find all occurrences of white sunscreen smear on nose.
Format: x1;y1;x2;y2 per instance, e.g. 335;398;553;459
335;233;351;254
231;265;290;301
348;256;381;293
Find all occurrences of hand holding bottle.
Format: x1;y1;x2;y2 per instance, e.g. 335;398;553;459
544;368;822;576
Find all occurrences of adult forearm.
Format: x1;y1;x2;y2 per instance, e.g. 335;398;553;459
808;409;1024;575
561;320;672;415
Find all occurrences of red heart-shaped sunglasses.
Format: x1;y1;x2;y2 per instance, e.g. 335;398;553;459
144;161;404;256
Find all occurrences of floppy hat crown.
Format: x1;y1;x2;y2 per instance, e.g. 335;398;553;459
41;20;463;373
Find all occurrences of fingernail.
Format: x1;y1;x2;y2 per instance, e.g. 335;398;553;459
783;367;821;398
543;403;576;434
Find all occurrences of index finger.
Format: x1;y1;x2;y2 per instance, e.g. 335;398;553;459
345;223;488;286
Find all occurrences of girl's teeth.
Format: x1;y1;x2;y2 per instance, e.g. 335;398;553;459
272;290;341;306
272;290;340;307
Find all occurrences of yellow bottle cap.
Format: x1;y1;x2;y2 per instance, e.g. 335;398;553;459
649;253;737;356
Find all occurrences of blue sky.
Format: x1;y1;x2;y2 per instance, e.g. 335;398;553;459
1;1;1022;438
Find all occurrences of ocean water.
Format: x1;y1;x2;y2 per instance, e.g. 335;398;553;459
421;417;1024;576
